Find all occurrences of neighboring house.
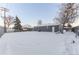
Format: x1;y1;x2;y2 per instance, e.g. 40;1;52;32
22;24;33;31
70;17;79;32
33;23;59;32
64;24;72;31
72;26;79;33
7;28;15;32
0;26;4;37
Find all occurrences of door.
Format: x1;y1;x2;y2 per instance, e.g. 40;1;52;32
52;27;54;32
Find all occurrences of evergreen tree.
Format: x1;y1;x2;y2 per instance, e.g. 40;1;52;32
13;16;23;32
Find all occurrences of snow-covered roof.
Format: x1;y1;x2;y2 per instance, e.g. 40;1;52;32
35;23;59;27
22;24;32;28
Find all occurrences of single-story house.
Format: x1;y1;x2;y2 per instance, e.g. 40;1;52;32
72;26;79;33
33;23;59;32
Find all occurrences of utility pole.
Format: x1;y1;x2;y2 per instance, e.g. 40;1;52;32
0;7;9;33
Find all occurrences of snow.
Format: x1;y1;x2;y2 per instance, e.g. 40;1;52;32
0;32;79;55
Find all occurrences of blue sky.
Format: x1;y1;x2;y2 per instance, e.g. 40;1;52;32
0;3;61;26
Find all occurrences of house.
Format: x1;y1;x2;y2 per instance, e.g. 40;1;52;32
22;24;33;31
33;23;59;32
72;26;79;33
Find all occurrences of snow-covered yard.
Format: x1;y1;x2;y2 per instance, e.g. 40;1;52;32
0;32;79;55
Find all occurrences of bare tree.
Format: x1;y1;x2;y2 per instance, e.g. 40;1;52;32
55;3;79;27
1;15;14;28
5;16;14;28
